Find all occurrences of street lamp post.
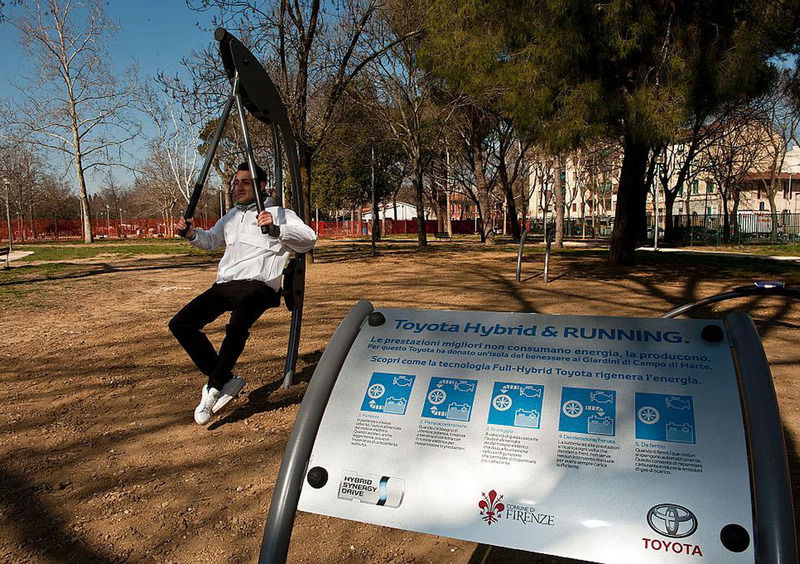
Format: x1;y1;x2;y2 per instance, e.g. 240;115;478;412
3;178;12;253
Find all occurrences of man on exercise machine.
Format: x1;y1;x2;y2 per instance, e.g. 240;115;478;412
170;162;316;425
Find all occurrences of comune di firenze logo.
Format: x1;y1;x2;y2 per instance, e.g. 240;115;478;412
478;490;556;527
478;490;505;525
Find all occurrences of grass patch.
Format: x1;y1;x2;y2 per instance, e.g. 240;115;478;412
13;240;209;262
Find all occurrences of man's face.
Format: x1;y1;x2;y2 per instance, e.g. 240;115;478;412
233;170;256;204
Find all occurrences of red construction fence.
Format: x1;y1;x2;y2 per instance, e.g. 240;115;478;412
0;217;479;243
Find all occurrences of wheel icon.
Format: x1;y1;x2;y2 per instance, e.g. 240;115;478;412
428;389;446;405
637;406;660;424
492;394;513;411
562;400;584;418
367;384;385;399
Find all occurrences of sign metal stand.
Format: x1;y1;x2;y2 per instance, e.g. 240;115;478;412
259;292;796;563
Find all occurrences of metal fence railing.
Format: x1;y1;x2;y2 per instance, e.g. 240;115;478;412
654;213;800;245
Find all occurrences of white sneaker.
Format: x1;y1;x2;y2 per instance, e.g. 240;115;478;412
194;385;221;425
212;376;246;414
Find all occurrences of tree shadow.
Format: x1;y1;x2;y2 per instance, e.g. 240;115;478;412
0;256;216;287
0;464;116;563
208;349;323;429
468;544;598;563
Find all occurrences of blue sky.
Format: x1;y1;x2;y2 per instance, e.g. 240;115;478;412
0;1;220;189
0;1;217;102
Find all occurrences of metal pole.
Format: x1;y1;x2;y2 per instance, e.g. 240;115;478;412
371;145;377;255
725;312;797;562
515;228;529;282
233;73;267;229
106;204;110;236
3;178;12;252
271;123;283;207
260;300;374;564
178;79;237;237
654;184;659;250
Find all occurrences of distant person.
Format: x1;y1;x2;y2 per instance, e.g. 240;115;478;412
170;162;316;425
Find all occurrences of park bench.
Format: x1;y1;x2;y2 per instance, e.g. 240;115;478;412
433;231;451;240
1;246;9;268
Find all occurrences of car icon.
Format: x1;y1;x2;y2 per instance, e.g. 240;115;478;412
590;391;614;404
519;386;542;398
392;375;414;387
454;381;475;393
665;396;691;410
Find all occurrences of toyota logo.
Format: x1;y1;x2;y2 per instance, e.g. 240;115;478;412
647;504;697;538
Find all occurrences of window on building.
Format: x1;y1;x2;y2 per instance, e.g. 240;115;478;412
692;180;699;194
706;182;714;194
759;201;766;211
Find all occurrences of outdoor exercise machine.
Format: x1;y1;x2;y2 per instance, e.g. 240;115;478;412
259;283;797;563
177;29;307;389
516;226;555;283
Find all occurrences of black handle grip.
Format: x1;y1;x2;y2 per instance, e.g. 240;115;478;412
178;217;193;238
261;225;269;235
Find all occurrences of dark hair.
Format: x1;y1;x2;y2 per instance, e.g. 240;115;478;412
236;161;267;185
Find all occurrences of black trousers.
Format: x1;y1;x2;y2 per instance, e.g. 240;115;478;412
169;280;280;390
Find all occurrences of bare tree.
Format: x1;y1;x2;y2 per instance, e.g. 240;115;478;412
176;0;423;237
701;110;767;243
5;0;138;242
136;82;203;210
349;1;456;247
754;72;800;242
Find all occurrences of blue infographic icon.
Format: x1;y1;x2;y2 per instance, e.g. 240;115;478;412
360;372;416;415
422;377;478;422
487;382;545;429
635;393;696;444
559;387;616;436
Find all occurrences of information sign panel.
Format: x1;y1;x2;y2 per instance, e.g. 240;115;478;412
298;309;755;563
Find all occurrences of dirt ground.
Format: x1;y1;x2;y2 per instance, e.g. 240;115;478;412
1;240;799;564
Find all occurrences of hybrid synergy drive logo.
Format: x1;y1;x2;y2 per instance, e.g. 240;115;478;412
478;490;505;525
647;504;698;538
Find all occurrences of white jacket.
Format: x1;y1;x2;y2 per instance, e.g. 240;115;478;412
190;205;316;291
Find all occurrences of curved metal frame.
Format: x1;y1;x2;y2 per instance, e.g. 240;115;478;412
217;29;308;388
259;300;374;563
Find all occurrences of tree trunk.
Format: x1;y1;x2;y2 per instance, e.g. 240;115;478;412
412;157;427;247
721;193;731;244
663;188;678;244
554;155;565;248
609;136;650;266
498;157;521;241
298;146;315;264
768;189;778;243
475;149;494;245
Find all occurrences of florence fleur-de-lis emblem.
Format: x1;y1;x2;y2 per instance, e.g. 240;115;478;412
478;489;505;525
